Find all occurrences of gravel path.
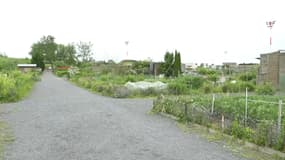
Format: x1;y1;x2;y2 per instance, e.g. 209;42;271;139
1;72;246;160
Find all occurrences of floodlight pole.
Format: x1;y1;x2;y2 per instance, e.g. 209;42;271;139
266;21;276;49
125;41;129;57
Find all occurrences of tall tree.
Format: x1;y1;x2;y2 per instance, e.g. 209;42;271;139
162;51;174;77
56;43;77;65
29;35;57;70
30;43;45;71
176;51;182;75
65;44;77;65
76;41;94;62
162;50;182;77
173;51;179;77
41;35;57;66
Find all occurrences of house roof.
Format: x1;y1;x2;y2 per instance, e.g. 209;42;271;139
17;64;37;68
120;59;137;63
238;63;258;66
261;50;285;55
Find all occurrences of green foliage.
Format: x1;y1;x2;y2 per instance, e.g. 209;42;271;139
161;50;182;77
55;70;69;77
221;81;255;93
173;50;182;77
152;94;285;151
76;41;94;63
131;61;150;74
29;35;88;70
239;71;256;82
196;67;217;75
230;120;253;139
30;35;57;70
168;81;188;95
41;35;57;65
56;44;77;65
0;57;30;71
0;71;39;103
182;76;205;89
256;83;275;95
208;74;219;83
202;83;213;94
31;50;45;71
162;51;174;77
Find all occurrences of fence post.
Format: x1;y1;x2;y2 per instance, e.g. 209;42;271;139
184;103;188;121
244;87;248;126
221;114;225;132
211;94;215;114
278;100;282;136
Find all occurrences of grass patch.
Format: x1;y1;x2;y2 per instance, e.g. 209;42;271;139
175;120;285;160
0;121;14;160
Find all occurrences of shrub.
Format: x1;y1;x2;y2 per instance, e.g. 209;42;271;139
256;83;275;95
55;70;69;77
202;83;213;94
0;71;38;102
230;120;245;139
239;81;255;92
168;81;188;95
182;76;205;89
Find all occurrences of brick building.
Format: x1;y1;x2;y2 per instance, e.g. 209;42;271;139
257;50;285;90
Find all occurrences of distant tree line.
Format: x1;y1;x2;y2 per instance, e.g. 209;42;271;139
29;35;94;71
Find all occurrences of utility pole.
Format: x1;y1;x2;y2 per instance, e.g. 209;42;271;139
266;21;276;49
125;41;129;57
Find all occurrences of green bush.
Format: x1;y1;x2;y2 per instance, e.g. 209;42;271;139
168;81;188;95
182;76;205;89
239;81;255;92
221;81;255;93
230;121;254;141
55;70;69;77
256;83;275;95
202;83;213;94
0;71;38;102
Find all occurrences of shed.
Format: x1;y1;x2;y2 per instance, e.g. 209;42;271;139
17;64;37;72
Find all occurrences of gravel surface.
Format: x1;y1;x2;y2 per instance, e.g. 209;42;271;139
1;72;246;160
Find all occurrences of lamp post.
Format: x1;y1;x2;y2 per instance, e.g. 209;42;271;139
266;20;276;49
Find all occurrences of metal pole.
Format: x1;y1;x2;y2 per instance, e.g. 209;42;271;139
221;114;225;131
278;100;282;136
211;94;215;114
184;103;188;121
245;87;248;126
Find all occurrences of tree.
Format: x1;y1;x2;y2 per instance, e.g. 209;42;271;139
76;41;94;62
40;35;57;66
162;50;182;77
56;43;77;65
162;51;174;77
29;35;57;70
30;43;45;71
173;50;182;77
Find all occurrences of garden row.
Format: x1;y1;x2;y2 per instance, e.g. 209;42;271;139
152;95;285;151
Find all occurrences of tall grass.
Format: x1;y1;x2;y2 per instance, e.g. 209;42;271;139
0;71;40;103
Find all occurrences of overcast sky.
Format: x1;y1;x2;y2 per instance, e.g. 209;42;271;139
0;0;284;64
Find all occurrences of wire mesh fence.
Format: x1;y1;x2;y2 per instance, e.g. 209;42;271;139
153;90;285;151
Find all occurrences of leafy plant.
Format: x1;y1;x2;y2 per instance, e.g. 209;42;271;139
256;83;275;95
